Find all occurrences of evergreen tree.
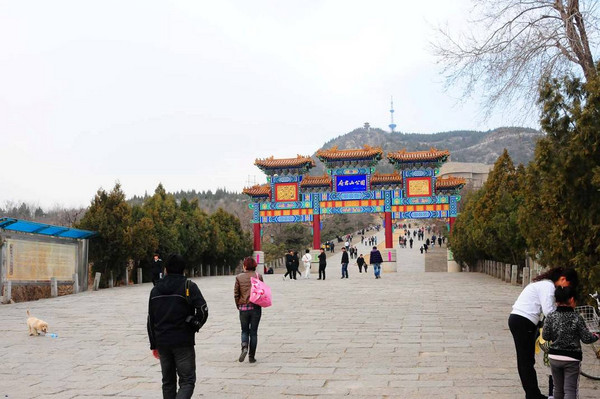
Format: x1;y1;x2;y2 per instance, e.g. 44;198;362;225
448;189;486;267
521;71;600;297
142;183;182;256
177;198;210;273
76;183;132;286
450;150;528;268
129;204;158;282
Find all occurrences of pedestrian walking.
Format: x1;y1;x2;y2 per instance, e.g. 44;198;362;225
292;251;300;279
234;257;264;363
357;254;366;273
151;252;163;286
147;254;209;399
370;246;383;279
283;250;294;280
340;247;349;279
302;249;312;279
508;267;579;399
543;286;599;399
318;248;326;280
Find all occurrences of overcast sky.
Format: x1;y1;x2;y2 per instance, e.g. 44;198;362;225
0;1;536;210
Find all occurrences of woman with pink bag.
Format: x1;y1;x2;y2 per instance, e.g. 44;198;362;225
234;257;263;363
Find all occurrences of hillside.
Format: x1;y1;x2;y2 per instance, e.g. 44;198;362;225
310;126;542;175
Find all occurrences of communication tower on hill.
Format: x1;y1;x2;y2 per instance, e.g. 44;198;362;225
389;97;397;133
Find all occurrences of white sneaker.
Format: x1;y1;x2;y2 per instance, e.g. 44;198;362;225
282;275;286;281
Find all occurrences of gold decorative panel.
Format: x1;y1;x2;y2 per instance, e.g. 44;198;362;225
406;178;432;197
275;183;298;202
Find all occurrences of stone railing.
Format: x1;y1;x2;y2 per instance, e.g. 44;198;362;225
475;257;545;287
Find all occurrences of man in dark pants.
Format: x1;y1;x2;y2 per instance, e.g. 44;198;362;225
317;248;327;280
357;254;366;273
148;254;209;399
340;247;349;279
283;249;294;280
151;253;163;286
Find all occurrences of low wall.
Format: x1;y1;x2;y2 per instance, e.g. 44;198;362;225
475;257;544;287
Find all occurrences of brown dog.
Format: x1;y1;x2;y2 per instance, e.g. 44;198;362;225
27;310;48;336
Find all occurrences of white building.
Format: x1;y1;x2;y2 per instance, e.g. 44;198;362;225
438;162;493;189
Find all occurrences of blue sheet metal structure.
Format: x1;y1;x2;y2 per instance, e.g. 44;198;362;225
0;217;96;239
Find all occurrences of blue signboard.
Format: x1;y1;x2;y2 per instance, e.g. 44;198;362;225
335;175;367;192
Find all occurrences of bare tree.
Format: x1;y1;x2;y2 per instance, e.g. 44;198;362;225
433;0;599;117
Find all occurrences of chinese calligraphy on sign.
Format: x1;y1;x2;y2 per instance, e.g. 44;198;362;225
336;175;367;192
275;183;298;202
406;177;431;197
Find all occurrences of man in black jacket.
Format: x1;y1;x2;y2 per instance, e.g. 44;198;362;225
147;254;208;399
151;253;163;286
283;249;294;280
340;247;349;279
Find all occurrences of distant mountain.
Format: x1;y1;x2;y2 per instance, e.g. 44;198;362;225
310;126;543;174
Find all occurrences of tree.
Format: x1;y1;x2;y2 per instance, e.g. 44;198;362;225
129;204;158;282
76;183;133;286
520;70;600;298
471;150;528;265
449;151;528;268
205;208;252;269
434;0;599;115
143;184;182;256
449;189;486;267
176;198;210;273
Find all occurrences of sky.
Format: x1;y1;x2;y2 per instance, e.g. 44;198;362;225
0;0;535;210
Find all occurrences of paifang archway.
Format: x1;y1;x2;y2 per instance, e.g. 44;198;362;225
242;146;465;269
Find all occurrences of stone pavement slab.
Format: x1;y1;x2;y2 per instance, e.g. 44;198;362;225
1;267;599;398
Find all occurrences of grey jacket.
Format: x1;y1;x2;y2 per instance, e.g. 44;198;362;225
542;306;598;360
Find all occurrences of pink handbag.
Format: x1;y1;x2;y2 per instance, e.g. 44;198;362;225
249;272;272;308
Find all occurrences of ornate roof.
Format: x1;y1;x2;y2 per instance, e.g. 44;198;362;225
370;171;403;185
435;176;467;189
316;145;383;162
387;147;450;163
242;184;271;197
254;155;315;170
300;174;332;188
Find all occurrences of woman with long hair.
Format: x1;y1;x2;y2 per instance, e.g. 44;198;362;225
508;266;579;399
234;257;263;363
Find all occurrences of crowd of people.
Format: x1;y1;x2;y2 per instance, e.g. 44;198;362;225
144;223;447;397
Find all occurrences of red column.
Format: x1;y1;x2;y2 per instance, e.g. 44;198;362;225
448;217;456;233
384;212;393;248
253;223;261;251
312;214;321;250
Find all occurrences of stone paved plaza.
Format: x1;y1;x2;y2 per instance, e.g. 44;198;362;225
1;239;599;398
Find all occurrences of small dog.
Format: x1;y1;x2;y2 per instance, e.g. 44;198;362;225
27;310;49;336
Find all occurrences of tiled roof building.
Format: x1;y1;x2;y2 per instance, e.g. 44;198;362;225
242;184;271;198
387;148;450;166
254;155;315;175
370;171;403;186
316;145;383;167
435;176;467;191
300;175;332;189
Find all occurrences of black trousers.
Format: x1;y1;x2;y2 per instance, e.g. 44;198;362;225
508;314;543;399
318;265;326;279
284;265;293;279
158;346;196;399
